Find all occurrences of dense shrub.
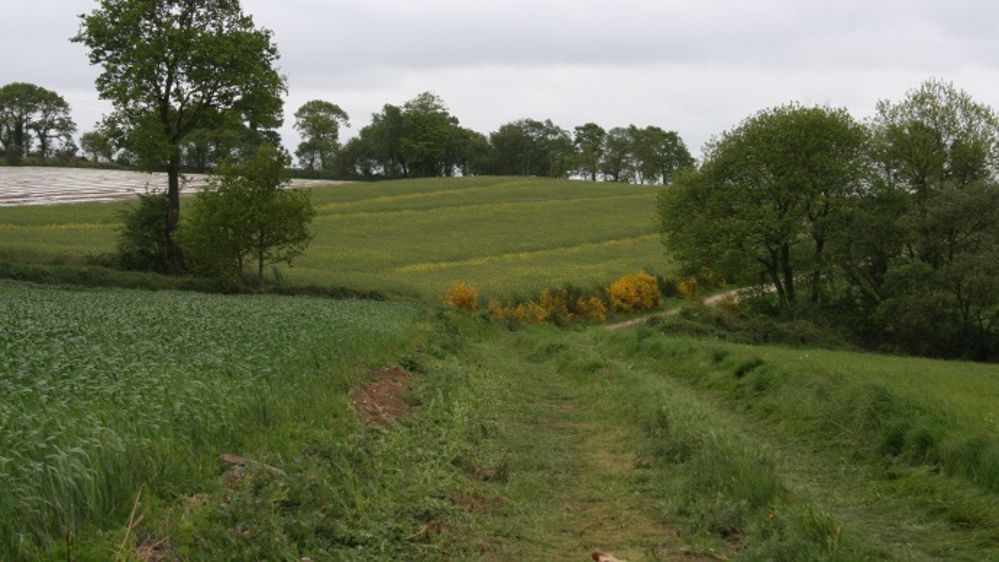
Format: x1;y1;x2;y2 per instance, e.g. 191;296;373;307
654;302;850;349
483;286;609;326
444;282;479;311
609;271;662;312
117;192;170;272
178;146;316;286
575;295;608;322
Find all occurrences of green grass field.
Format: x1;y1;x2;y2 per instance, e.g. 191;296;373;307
0;176;669;299
2;174;998;560
0;281;429;560
2;279;999;560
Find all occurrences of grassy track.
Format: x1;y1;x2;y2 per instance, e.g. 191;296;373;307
2;280;997;559
427;321;999;559
438;330;709;560
0;176;669;298
583;326;999;559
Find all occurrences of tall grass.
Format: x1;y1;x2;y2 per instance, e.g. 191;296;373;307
521;329;888;559
608;328;999;494
0;281;419;559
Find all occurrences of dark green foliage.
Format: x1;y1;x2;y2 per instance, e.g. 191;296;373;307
830;80;999;359
178;145;316;285
628;124;694;184
0;82;76;161
74;0;287;267
601;127;635;182
660;104;868;304
3;143;21;166
574;122;606;181
332;92;693;183
659;80;999;360
488;118;576;177
294;99;350;171
116;191;170;272
338;92;469;179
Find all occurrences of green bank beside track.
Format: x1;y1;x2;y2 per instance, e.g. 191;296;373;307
1;280;996;560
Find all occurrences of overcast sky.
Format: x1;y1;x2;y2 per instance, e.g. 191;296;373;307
3;0;999;158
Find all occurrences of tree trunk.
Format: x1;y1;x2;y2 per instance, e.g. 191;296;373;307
760;252;785;302
810;236;825;304
165;155;183;272
257;247;265;287
780;244;795;303
12;122;26;162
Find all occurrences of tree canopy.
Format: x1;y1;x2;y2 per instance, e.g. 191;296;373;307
660;80;999;359
489;119;575;177
844;80;999;357
178;145;315;285
74;0;287;269
574;123;606;181
660;104;868;304
294;100;349;171
0;82;76;162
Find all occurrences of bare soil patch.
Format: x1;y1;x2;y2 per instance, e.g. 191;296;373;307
350;365;416;425
136;537;176;562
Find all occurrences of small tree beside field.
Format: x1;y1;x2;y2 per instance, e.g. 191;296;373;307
178;145;316;286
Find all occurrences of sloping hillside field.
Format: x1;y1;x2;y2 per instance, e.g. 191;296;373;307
0;176;669;298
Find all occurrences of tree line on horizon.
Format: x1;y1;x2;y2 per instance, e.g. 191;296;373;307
309;92;694;184
0;80;694;185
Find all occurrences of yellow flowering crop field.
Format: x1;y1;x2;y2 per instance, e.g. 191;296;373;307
0;175;673;298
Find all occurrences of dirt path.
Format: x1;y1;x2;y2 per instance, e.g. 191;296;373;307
606;288;745;331
460;348;716;561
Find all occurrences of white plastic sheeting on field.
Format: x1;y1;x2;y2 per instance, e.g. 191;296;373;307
0;167;344;206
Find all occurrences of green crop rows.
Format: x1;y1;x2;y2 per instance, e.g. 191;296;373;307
0;176;671;299
0;281;418;557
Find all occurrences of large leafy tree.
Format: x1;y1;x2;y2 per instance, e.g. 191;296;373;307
74;0;286;269
79;130;116;163
399;92;461;177
0;82;76;162
839;80;999;357
601;127;635;182
490;118;574;177
294;100;349;171
337;93;468;178
452;128;493;176
574;122;606;181
661;104;867;304
630;125;694;184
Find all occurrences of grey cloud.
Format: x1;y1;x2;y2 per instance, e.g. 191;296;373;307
3;1;999;160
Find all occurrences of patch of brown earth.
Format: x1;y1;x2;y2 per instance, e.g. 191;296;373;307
136;538;176;562
350;365;416;425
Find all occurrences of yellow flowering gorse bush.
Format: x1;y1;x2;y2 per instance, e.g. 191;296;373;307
609;271;662;312
444;282;479;311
